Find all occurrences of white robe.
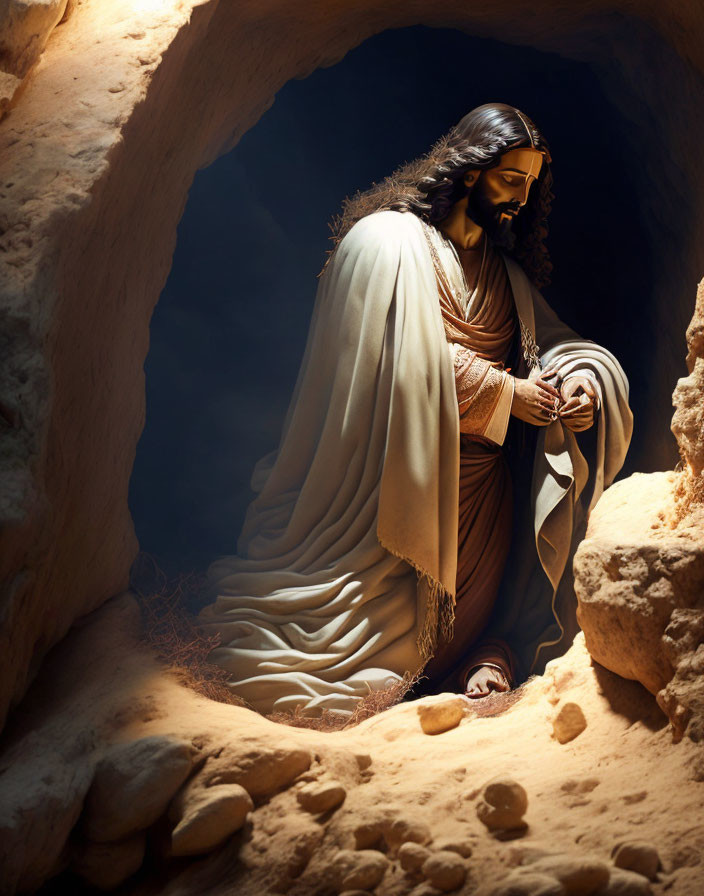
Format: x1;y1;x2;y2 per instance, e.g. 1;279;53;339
197;209;633;715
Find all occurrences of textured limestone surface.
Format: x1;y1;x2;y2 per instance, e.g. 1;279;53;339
574;470;704;742
672;278;704;481
575;283;704;741
2;0;704;739
0;594;702;896
0;0;71;114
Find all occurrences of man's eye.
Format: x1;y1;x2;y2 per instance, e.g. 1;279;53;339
502;174;519;184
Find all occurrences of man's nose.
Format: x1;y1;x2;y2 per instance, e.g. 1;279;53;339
516;182;530;205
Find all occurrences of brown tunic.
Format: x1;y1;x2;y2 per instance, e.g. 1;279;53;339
422;234;519;690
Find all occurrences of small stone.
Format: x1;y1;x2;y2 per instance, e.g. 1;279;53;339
476;777;528;833
552;703;588;744
434;837;474;858
385;817;433;850
354;816;431;852
204;745;311;798
355;753;373;771
353;821;385;850
399;841;431;872
490;870;565;896
528;854;610;895
611;842;660;881
333;849;389;891
297;780;346;814
169;782;253;856
422;851;467;891
596;867;653;895
71;835;145;889
83;736;197;841
417;696;467;735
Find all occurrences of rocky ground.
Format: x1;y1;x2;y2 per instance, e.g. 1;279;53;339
1;590;702;896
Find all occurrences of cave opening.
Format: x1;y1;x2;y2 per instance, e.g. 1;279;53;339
128;24;663;588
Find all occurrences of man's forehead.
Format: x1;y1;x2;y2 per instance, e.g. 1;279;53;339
496;148;544;177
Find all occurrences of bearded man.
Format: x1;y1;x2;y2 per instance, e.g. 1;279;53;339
197;103;633;715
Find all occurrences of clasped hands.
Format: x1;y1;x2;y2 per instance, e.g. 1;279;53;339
511;370;596;432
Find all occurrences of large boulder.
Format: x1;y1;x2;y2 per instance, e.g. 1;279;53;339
575;471;704;741
575;282;704;742
82;736;198;842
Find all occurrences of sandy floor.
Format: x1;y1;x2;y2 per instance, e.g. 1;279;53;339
3;593;703;896
120;632;704;895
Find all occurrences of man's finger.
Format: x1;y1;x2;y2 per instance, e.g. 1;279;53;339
560;403;592;418
558;397;581;414
539;385;560;400
537;379;560;398
564;410;594;430
559;394;592;411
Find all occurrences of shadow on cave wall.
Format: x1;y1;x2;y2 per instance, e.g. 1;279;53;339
128;24;660;584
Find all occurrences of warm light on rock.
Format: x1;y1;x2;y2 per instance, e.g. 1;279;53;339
552;701;588;744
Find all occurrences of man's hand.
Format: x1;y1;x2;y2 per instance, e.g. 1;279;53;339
511;368;561;426
465;665;510;698
559;376;596;432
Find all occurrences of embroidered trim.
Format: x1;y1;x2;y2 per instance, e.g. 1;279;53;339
424;220;541;373
458;363;505;434
421;220;470;312
519;317;541;371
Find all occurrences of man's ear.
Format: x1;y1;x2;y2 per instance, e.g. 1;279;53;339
463;169;479;189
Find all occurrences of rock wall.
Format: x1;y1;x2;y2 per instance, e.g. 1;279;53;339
575;283;704;742
0;0;71;115
672;279;704;482
1;0;704;733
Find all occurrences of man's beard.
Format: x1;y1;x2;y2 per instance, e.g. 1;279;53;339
466;189;521;245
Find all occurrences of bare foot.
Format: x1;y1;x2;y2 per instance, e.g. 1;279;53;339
464;665;511;699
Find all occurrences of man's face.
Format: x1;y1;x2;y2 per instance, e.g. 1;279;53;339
466;147;544;238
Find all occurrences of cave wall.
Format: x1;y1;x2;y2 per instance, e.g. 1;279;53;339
0;0;71;114
1;0;704;731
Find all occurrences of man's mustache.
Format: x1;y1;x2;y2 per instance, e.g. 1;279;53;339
467;198;522;222
495;201;522;216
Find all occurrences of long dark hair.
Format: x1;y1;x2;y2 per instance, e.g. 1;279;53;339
324;103;554;288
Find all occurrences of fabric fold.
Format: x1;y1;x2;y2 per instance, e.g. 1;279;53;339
198;210;460;715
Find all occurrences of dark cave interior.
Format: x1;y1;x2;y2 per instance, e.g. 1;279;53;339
128;24;669;582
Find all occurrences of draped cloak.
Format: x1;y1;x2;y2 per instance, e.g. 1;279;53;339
197;209;633;716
